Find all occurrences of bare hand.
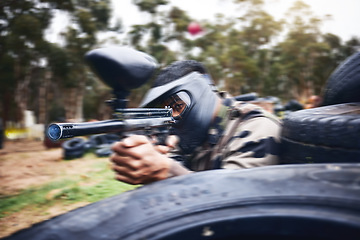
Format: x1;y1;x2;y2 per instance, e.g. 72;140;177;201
153;135;179;154
110;135;172;185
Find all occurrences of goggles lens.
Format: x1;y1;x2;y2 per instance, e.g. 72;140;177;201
157;92;191;119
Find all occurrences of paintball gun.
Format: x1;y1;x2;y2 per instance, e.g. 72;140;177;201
46;47;175;143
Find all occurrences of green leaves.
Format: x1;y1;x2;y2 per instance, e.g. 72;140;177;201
1;0;360;126
133;0;169;14
12;14;42;41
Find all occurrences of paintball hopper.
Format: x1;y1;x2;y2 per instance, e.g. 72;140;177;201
85;47;158;96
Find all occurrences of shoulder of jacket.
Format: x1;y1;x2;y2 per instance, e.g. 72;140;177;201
229;101;281;124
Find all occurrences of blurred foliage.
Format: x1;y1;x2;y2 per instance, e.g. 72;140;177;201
0;0;359;127
0;0;114;126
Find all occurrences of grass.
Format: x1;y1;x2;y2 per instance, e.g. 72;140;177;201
0;154;137;219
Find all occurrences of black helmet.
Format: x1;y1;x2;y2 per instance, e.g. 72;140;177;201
140;72;218;154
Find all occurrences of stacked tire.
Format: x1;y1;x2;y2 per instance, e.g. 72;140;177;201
62;134;121;159
89;134;120;157
280;51;360;164
321;51;360;106
62;138;87;160
280;103;360;163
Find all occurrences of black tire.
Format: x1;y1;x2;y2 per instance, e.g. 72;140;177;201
95;145;113;157
104;133;121;144
322;51;360;106
63;149;85;160
86;134;119;156
62;138;86;152
88;134;110;148
62;138;86;160
84;141;93;151
4;163;360;240
280;103;360;164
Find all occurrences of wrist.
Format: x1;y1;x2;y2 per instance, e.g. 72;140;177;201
167;158;192;178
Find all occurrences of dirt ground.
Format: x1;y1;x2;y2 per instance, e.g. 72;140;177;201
0;139;105;195
0;139;105;238
0;139;62;195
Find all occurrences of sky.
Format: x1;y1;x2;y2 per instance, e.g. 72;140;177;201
110;0;360;41
47;0;360;44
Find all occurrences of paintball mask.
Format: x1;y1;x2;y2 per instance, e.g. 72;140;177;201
140;72;218;154
155;91;191;120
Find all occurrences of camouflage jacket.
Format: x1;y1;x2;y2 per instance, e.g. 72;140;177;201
174;97;282;171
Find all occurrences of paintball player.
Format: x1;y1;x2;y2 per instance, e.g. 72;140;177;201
110;60;281;185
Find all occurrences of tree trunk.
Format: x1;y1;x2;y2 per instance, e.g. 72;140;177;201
38;70;51;124
74;78;85;122
64;88;77;121
1;92;11;130
14;64;31;127
63;78;85;122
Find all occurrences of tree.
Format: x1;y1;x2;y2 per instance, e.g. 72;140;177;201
0;0;116;129
0;0;73;127
271;0;333;101
186;0;283;96
52;0;113;121
2;0;359;129
129;0;179;64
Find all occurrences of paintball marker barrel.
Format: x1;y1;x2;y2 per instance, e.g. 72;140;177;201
47;117;175;141
46;47;171;142
113;108;173;119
